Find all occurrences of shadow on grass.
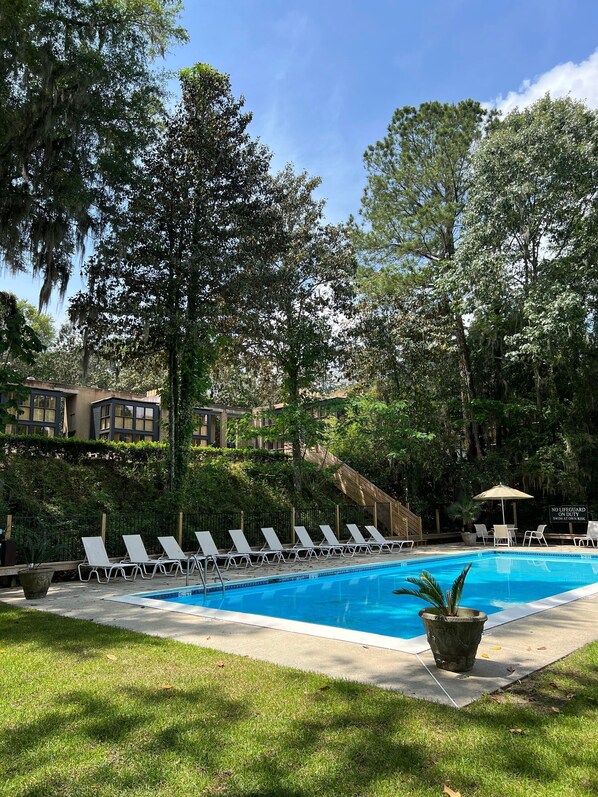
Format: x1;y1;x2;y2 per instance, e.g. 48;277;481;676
2;604;598;796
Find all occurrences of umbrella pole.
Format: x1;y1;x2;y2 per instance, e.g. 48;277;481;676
501;498;506;524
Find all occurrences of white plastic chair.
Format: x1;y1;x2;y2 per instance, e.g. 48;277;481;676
228;529;282;565
319;525;358;556
364;525;414;551
122;534;183;578
292;526;323;558
574;520;598;547
522;524;548;547
474;524;491;546
345;524;376;553
261;527;306;561
493;525;512;547
78;537;141;583
158;536;203;574
195;531;250;568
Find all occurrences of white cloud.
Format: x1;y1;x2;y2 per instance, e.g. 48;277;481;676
490;49;598;113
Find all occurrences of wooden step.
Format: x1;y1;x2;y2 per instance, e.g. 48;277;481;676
305;444;422;540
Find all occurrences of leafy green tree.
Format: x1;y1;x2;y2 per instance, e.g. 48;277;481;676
71;65;275;497
32;322;165;393
0;0;185;304
238;166;356;492
459;96;598;498
0;291;44;425
355;101;490;461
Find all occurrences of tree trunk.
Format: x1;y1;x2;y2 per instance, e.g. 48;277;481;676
287;370;303;495
167;346;178;495
454;313;483;460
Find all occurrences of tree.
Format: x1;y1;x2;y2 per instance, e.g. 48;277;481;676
32;322;165;393
458;95;598;498
355;101;490;460
0;291;44;425
71;64;275;497
0;0;186;304
238;166;356;492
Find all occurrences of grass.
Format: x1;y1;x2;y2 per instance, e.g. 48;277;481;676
1;604;597;797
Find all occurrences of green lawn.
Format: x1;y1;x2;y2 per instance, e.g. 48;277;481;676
1;604;597;797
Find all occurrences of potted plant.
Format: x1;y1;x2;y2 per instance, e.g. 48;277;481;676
447;496;481;545
17;531;58;600
394;563;487;672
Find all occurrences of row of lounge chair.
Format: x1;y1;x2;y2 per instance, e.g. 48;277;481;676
78;523;415;583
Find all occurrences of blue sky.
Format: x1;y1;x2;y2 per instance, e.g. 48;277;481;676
4;0;598;317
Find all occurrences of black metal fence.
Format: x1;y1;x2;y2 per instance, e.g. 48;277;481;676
2;503;392;564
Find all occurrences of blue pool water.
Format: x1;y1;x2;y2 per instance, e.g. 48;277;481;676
149;552;598;640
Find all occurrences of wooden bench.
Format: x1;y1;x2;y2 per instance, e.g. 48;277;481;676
418;531;462;545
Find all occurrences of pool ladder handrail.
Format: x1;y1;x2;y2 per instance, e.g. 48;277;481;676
186;553;226;594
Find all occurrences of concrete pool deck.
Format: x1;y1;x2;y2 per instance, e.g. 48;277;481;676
2;544;598;708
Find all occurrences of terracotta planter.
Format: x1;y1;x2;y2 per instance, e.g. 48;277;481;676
18;568;54;600
461;531;477;545
419;607;487;672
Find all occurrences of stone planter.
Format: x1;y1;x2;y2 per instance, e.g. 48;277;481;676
461;531;477;545
419;607;487;672
18;568;54;600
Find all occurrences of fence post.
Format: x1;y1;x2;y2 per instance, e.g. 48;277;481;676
435;508;440;533
5;514;12;539
291;506;296;543
373;503;377;529
240;510;244;531
335;504;340;538
404;516;409;540
101;513;107;544
418;516;423;541
177;511;183;547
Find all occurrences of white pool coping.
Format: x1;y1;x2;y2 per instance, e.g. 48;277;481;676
111;550;598;654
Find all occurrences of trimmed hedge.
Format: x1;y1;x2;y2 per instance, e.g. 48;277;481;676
0;433;289;465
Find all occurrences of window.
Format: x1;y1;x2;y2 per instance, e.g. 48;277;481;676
113;432;153;443
135;406;154;432
100;404;111;431
32;394;56;423
11;423;54;438
114;404;133;429
18;397;30;421
193;412;209;437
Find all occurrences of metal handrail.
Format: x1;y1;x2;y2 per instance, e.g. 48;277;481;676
185;554;225;595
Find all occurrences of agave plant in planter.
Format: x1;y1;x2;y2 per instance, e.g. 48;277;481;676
394;563;487;672
17;531;58;600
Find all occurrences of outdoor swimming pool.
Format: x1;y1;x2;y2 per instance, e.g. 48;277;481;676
115;550;598;653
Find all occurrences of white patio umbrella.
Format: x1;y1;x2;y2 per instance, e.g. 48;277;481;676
473;484;533;525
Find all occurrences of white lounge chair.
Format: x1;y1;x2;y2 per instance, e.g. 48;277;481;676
122;534;183;578
78;537;141;583
345;524;377;553
493;524;512;547
292;526;323;558
364;525;414;551
158;536;203;573
195;531;251;569
319;525;358;556
229;529;282;565
474;524;492;546
522;524;548;547
574;520;598;547
260;527;304;561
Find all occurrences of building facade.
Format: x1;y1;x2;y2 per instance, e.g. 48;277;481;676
1;379;247;447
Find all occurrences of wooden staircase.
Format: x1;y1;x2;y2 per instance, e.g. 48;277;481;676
305;444;422;540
